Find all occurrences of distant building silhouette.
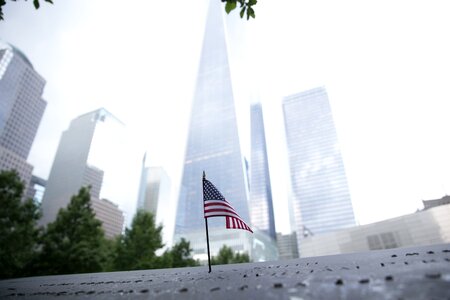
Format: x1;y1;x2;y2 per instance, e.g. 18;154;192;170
283;87;355;251
40;108;136;237
250;103;276;239
137;162;171;230
0;41;46;191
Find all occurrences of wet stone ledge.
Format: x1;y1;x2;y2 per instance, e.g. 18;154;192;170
1;243;450;299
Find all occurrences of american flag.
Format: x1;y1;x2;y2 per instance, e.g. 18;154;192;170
203;178;253;233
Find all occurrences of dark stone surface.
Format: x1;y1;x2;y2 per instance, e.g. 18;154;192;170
1;243;450;299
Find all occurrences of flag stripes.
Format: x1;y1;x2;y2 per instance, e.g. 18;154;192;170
203;178;253;233
226;216;253;232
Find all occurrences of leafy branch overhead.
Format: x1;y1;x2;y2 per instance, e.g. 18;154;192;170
1;1;257;21
0;0;53;20
222;0;257;20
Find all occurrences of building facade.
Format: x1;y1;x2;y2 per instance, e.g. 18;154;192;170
137;166;170;219
91;198;124;239
250;103;276;240
174;0;256;259
137;164;172;244
0;42;46;189
41;108;140;231
283;87;355;250
299;203;450;257
276;232;299;260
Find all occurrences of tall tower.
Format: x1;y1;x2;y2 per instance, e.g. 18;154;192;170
250;103;276;240
283;87;355;247
0;42;47;189
137;163;172;245
174;0;252;259
40;108;135;236
137;166;170;219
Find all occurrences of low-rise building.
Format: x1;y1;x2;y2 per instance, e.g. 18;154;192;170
299;203;450;257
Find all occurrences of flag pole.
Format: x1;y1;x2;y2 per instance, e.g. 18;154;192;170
203;171;212;273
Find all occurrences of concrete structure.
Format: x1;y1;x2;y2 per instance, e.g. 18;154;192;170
249;103;276;240
276;232;299;260
299;203;450;257
0;42;46;190
174;0;257;259
91;198;124;239
283;87;355;251
41;108;141;229
1;243;449;299
423;195;450;210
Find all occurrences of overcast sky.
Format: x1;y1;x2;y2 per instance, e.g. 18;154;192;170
1;0;450;241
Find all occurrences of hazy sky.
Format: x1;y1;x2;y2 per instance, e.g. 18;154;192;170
1;0;450;241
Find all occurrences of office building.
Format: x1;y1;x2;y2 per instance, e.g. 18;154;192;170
0;42;46;189
91;198;124;239
41;108;141;230
283;87;355;250
299;203;450;257
250;103;276;239
174;0;267;260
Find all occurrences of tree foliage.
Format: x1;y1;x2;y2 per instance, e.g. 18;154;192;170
111;211;199;271
0;0;53;20
222;0;257;20
36;186;107;275
0;170;40;279
111;210;164;271
0;171;199;278
168;238;198;268
0;1;257;21
211;245;250;265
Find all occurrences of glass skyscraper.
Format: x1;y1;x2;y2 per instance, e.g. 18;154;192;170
174;0;253;259
0;41;46;190
250;103;276;240
283;87;355;244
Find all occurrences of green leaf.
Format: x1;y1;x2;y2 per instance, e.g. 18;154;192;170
33;0;40;9
248;6;255;19
0;0;5;18
45;0;54;4
240;6;245;18
225;1;237;14
249;0;257;5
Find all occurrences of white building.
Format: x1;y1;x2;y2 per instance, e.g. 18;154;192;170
299;203;450;257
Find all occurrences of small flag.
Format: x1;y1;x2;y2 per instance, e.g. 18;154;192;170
203;178;253;233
